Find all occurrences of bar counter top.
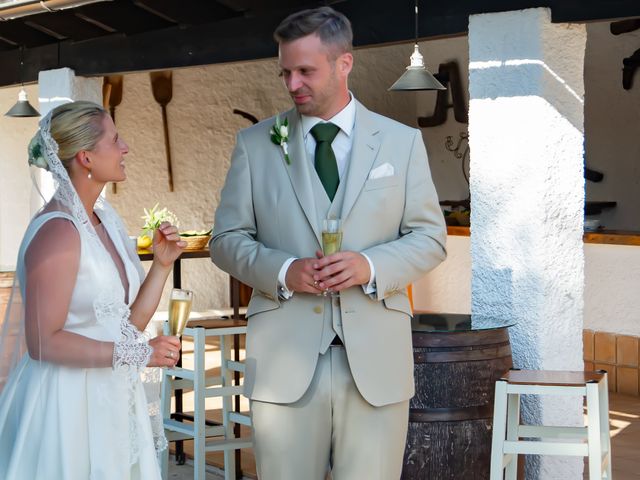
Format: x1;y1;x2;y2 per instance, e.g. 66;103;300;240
446;227;640;247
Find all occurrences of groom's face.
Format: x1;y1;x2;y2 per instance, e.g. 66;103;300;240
278;33;352;120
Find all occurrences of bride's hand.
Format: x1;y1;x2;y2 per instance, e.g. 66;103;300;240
148;335;181;368
152;222;186;267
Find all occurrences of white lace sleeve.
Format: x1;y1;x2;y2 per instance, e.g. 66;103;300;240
112;317;152;369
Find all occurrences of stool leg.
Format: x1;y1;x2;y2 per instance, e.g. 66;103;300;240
221;334;236;480
598;376;612;479
194;328;206;480
586;382;603;480
505;391;520;480
160;323;172;479
491;380;509;480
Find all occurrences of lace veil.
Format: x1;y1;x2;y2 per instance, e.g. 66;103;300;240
0;105;167;458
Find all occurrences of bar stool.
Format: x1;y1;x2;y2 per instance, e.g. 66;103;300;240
490;369;611;480
160;317;252;480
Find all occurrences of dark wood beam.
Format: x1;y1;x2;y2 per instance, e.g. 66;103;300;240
0;0;639;87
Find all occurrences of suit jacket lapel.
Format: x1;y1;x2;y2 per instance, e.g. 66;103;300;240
282;109;322;245
341;101;381;220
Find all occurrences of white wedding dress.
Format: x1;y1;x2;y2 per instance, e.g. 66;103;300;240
0;200;163;480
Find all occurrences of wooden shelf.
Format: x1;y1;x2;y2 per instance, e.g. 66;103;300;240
446;226;640;246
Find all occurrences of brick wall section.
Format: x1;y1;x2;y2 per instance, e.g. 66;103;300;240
585;329;640;396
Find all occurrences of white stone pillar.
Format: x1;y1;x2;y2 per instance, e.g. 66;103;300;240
468;8;585;479
31;68;102;214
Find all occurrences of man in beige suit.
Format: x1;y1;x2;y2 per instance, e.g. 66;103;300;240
211;6;446;480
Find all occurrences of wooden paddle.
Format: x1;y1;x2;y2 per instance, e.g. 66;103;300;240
150;71;174;192
103;75;123;193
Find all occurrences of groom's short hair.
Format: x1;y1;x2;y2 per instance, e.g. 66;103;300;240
274;6;353;59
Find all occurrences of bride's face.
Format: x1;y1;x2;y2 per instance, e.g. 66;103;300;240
87;114;129;183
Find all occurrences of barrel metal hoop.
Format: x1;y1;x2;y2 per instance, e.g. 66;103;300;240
409;404;494;423
414;344;513;363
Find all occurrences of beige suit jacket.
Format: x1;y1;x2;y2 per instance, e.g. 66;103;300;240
211;100;446;407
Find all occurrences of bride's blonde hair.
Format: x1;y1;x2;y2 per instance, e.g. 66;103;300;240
43;101;107;173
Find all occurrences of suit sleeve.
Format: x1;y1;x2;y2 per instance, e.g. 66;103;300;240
362;129;447;301
210;132;292;301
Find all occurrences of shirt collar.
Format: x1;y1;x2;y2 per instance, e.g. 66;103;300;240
301;93;355;139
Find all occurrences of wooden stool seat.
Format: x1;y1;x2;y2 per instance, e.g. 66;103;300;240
490;369;611;480
187;317;247;330
501;369;605;387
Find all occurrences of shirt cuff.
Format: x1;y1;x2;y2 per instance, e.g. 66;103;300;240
361;253;377;295
277;257;297;299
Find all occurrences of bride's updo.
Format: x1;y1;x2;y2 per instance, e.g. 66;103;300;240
28;101;107;174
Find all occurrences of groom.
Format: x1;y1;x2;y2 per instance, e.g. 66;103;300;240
211;6;446;480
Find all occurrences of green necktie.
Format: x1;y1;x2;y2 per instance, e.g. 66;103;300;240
311;122;340;201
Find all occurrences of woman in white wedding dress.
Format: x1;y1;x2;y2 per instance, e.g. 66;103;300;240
0;101;184;479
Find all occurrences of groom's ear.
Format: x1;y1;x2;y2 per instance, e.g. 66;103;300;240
337;52;353;77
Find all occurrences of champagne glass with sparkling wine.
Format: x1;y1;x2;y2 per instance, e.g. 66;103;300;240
320;218;342;296
168;288;193;337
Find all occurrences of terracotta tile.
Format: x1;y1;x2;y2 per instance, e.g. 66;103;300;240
584;361;595;371
594;332;616;364
595;364;616;393
617;367;639;396
616;335;639;367
583;330;594;361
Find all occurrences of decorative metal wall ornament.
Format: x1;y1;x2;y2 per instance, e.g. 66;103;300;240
389;0;445;91
445;132;470;203
610;18;640;90
418;61;468;127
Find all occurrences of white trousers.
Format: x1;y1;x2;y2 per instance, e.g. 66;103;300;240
251;346;409;480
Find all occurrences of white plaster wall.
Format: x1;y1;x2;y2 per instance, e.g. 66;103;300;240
416;36;471;203
584;243;640;335
469;9;585;479
415;237;640;334
412;235;471;313
584;22;640;231
0;84;39;271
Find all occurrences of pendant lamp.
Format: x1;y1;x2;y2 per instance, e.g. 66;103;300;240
389;0;445;91
5;47;40;118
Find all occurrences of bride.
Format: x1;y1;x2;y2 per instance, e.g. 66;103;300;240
0;101;184;479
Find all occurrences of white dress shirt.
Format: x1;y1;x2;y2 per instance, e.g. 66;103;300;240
277;95;377;298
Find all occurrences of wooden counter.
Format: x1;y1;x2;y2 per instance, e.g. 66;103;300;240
446;226;640;247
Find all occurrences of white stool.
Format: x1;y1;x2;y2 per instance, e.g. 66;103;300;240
490;369;611;480
160;317;252;480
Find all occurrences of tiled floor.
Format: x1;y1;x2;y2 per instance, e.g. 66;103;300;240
170;333;640;479
588;392;640;479
168;393;640;479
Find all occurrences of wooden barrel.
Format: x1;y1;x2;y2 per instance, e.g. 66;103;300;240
402;313;513;480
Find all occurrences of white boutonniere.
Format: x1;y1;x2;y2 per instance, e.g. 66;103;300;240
270;116;290;165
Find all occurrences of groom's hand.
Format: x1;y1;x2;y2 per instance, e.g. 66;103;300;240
285;257;325;294
313;251;371;292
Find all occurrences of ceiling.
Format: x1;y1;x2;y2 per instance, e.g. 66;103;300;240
0;0;639;87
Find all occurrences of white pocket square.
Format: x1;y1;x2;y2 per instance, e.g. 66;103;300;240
368;163;394;179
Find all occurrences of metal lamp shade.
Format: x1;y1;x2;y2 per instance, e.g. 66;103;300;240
389;67;445;91
5;89;40;117
389;44;446;91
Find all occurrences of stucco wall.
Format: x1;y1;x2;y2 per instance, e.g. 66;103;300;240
585;22;640;231
414;236;640;336
0;84;39;271
1;22;639;328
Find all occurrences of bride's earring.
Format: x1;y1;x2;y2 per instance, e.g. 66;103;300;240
88;170;92;179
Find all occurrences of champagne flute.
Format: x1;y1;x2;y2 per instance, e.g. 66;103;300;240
320;218;342;296
168;288;193;337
